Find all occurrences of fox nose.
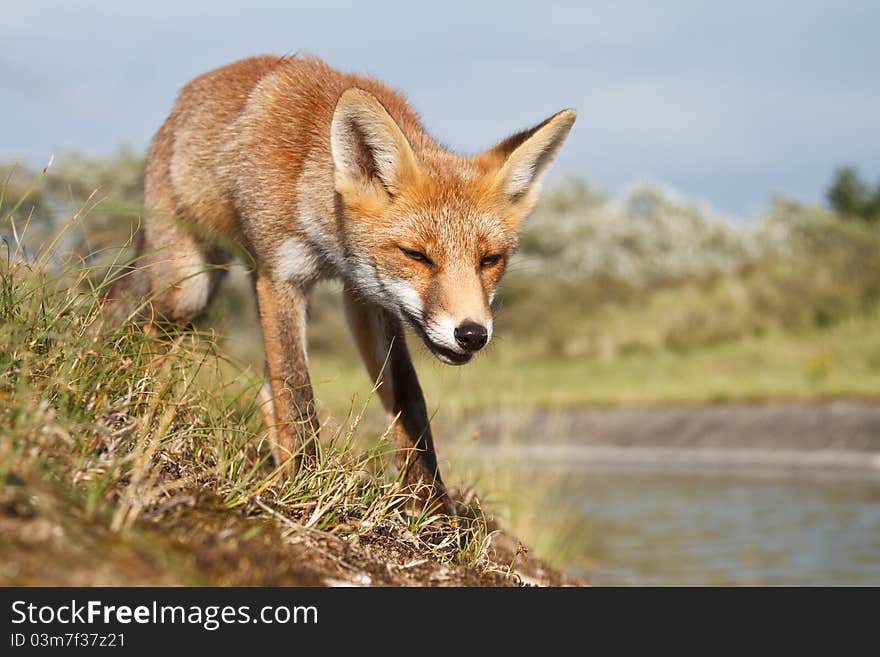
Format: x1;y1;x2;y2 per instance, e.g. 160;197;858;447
454;322;488;352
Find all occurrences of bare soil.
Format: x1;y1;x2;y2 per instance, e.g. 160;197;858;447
0;476;581;587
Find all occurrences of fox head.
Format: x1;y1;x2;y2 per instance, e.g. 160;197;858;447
331;88;575;365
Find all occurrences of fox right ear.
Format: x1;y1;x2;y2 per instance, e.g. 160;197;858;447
478;109;576;208
330;88;420;198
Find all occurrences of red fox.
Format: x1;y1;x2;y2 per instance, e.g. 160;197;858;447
109;55;575;511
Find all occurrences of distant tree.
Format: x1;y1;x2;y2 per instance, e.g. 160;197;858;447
828;167;868;217
866;180;880;222
827;166;879;222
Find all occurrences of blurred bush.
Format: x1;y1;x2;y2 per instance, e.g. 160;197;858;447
518;178;780;285
1;149;144;259
498;179;880;356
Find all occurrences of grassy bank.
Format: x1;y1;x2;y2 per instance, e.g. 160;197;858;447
0;214;575;586
3;153;879;584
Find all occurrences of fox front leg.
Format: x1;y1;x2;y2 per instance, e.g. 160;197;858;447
254;274;318;469
343;286;453;514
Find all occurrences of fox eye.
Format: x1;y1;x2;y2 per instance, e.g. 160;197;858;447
400;247;434;266
480;254;503;269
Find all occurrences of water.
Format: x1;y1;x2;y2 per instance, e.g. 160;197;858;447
537;468;880;586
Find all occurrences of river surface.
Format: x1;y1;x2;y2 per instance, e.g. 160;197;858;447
530;466;880;586
453;402;880;585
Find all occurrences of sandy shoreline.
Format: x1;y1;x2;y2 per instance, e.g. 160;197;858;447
456;400;880;475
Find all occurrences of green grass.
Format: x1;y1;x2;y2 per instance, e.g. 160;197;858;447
0;205;546;585
207;260;880;420
302;308;880;419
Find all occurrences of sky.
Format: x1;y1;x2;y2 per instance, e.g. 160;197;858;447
1;0;878;218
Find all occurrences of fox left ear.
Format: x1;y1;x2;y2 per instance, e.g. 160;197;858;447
479;109;576;206
330;87;421;199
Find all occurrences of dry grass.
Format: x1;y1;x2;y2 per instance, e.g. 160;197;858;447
0;177;576;586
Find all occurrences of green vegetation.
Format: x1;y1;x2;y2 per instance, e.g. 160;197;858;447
2;151;879;583
827;166;880;222
4;151;879;414
1;172;569;585
310;311;880;416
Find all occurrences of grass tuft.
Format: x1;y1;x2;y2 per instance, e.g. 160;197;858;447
1;186;558;586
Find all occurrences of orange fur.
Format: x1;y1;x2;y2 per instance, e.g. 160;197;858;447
119;55;575;509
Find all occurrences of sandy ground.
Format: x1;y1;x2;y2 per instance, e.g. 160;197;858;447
457;400;880;474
